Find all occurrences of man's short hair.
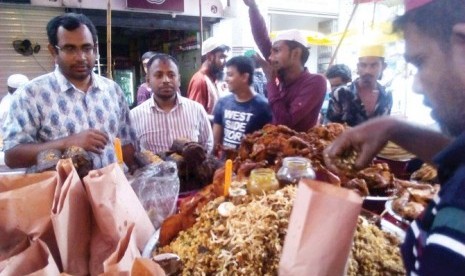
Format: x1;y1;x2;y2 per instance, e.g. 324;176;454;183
146;53;179;74
285;40;310;65
142;51;158;61
393;0;465;50
226;56;255;86
47;13;98;48
326;64;352;83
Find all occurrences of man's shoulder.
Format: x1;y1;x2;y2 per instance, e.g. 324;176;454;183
180;95;206;110
93;74;119;89
189;71;207;82
131;99;151;114
300;71;327;90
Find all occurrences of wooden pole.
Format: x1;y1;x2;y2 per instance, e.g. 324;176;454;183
199;0;203;55
107;0;112;79
328;3;359;68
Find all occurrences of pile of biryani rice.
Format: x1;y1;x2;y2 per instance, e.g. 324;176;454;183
157;186;405;275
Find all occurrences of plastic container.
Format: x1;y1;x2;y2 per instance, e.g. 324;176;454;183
276;157;315;186
247;168;279;195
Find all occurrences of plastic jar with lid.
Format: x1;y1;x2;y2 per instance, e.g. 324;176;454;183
276;157;315;186
247;168;279;195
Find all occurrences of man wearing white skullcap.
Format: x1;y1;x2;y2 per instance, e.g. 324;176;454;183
0;74;29;127
187;36;231;120
243;0;327;132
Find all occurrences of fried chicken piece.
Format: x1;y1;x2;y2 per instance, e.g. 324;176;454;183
236;160;268;179
344;178;370;197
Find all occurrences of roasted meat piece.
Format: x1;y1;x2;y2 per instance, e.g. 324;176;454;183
344;178;370;197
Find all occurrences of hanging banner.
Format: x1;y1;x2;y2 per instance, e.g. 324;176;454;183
126;0;184;12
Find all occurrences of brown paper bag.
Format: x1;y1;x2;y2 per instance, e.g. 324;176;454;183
0;239;60;275
51;159;91;275
101;223;143;275
95;225;165;276
0;229;30;271
0;171;57;238
83;163;155;275
279;179;363;276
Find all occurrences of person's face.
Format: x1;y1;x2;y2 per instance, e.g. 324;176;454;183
356;56;385;86
404;23;465;136
147;58;180;101
142;58;150;74
328;77;347;91
269;41;297;74
210;51;229;74
225;65;249;93
50;25;96;83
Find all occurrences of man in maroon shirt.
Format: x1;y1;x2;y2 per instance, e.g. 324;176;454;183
243;0;327;132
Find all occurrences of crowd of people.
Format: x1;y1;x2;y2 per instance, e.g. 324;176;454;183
1;0;464;273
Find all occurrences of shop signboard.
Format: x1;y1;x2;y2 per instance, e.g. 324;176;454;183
126;0;184;12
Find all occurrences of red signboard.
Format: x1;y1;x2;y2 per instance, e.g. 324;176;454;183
127;0;184;12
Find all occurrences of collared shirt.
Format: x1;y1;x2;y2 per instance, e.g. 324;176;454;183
326;80;393;126
248;6;326;132
401;132;465;275
2;68;135;169
130;95;213;154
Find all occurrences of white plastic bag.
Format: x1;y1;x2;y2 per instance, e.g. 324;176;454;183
131;162;180;229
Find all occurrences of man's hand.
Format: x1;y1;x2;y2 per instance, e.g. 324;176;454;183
323;118;394;173
66;129;109;153
243;0;257;8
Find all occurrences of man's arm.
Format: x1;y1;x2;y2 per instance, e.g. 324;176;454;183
267;74;326;130
243;0;272;60
212;123;223;157
5;129;109;168
324;117;451;173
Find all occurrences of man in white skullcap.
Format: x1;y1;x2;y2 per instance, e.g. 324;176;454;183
187;37;231;120
0;74;29;126
243;0;327;132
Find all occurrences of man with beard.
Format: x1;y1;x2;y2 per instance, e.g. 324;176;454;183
2;13;137;171
130;54;213;154
324;0;465;274
187;37;230;121
243;0;326;132
326;44;392;126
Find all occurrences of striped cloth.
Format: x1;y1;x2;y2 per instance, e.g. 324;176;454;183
130;95;213;154
401;132;465;275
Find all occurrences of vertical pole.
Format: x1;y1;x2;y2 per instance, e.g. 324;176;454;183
107;0;112;79
328;3;359;68
199;0;204;54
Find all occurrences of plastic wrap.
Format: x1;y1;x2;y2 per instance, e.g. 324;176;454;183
132;162;180;229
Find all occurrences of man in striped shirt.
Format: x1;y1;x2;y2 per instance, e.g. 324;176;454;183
130;54;213;154
324;0;465;274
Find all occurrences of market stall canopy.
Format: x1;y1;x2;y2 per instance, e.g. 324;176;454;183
270;22;401;47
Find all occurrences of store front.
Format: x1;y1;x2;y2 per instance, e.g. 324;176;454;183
0;0;227;105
